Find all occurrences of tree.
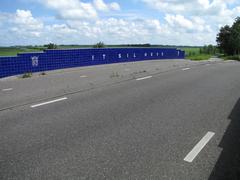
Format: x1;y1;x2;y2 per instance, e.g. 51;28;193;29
93;42;105;48
216;17;240;55
44;43;58;49
216;25;232;55
200;45;217;55
230;17;240;55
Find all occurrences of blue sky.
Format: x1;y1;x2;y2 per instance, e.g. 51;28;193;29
0;0;239;46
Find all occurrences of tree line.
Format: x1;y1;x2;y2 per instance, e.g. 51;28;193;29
200;45;218;55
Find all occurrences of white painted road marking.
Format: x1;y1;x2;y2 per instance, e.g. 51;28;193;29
2;88;13;92
136;76;152;81
80;75;87;78
31;97;68;108
182;68;191;71
184;131;215;163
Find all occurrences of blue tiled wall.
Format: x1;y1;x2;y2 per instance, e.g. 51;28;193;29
0;48;185;78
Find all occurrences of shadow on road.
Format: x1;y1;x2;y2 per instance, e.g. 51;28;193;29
209;98;240;180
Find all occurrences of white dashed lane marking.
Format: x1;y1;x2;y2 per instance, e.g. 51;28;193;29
136;76;152;81
31;97;68;108
182;68;191;71
184;131;215;163
2;88;13;92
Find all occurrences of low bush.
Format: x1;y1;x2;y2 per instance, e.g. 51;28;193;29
22;72;32;78
40;72;46;76
223;55;240;61
110;72;120;78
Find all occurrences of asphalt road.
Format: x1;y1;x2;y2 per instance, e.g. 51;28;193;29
0;59;240;180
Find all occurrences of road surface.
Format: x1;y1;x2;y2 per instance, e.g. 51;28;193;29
0;59;240;180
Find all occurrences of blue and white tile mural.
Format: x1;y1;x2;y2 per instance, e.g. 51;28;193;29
0;48;185;78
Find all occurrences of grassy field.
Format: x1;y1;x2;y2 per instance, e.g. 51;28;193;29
0;45;100;56
180;47;212;61
221;55;240;61
186;54;212;61
0;47;44;56
181;47;200;55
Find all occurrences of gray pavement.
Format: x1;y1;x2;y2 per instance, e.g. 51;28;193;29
0;59;240;180
0;59;220;110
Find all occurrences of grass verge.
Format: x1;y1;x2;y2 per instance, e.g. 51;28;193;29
110;72;120;78
22;73;32;78
187;54;212;61
222;55;240;61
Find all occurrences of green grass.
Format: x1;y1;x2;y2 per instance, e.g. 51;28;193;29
222;55;240;61
181;47;201;55
0;47;44;56
187;54;212;61
21;72;32;78
110;72;120;78
180;47;212;61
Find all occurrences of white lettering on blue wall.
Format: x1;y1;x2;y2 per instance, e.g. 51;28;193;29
31;56;39;67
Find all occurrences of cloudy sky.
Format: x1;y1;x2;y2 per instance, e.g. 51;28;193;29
0;0;239;46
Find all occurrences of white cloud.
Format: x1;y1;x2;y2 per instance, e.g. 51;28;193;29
141;0;240;27
14;10;43;30
46;24;78;34
164;14;213;33
93;0;120;11
40;0;120;21
42;0;98;20
165;14;193;30
198;0;210;9
141;0;240;44
1;0;239;46
109;2;121;11
142;0;220;15
0;10;46;45
93;0;108;11
59;17;215;45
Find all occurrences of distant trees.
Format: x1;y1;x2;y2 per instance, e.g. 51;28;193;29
93;42;105;48
44;43;58;49
217;17;240;55
125;43;151;47
200;45;217;55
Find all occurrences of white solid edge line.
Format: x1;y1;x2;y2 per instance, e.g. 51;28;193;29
31;97;68;108
136;76;152;81
182;68;191;71
2;88;13;91
184;131;215;163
